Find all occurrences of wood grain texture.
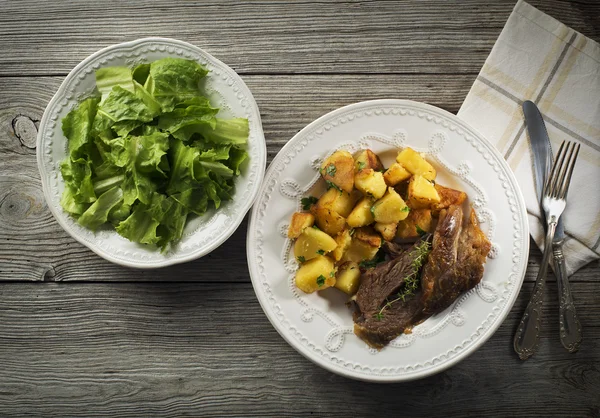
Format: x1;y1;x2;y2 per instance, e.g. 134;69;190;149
0;0;598;76
0;281;598;417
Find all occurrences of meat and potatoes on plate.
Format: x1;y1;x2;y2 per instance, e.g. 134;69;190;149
287;147;491;348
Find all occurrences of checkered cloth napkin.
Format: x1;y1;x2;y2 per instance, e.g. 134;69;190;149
458;0;600;276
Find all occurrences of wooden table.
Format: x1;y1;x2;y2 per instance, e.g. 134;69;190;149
1;1;599;416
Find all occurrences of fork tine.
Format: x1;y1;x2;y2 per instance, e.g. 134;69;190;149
543;142;565;196
547;141;566;197
560;142;580;199
555;141;574;198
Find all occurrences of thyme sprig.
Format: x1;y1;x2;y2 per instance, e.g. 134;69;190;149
375;239;431;320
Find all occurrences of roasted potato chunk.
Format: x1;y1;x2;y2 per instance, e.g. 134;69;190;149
320;150;355;193
355;169;387;199
354;149;384;173
354;226;383;248
332;228;352;261
287;212;315;239
383;162;411;186
341;237;381;263
431;184;467;214
374;222;398;241
396;147;436;181
311;206;346;236
335;261;361;295
295;255;336;293
372;187;410;224
347;197;375;228
294;227;337;262
315;188;359;218
407;175;441;209
396;209;433;239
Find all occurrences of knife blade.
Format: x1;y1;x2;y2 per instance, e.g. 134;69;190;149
522;100;564;240
522;100;581;353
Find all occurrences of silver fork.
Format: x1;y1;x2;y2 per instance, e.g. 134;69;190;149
514;140;581;360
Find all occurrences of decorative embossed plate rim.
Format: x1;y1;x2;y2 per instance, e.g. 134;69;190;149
36;38;266;268
247;99;529;382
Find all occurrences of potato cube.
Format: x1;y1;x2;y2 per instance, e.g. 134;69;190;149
332;228;352;261
372;187;410;223
294;226;337;262
431;184;467;214
374;222;398;241
396;148;436;181
335;261;361;295
320;150;355;193
355;169;387;199
407;175;441;209
396;209;433;239
353;149;384;173
295;256;336;293
287;212;315;239
383;163;411;186
354;226;383;248
315;188;359;218
347;197;375;228
311;206;346;236
341;238;381;263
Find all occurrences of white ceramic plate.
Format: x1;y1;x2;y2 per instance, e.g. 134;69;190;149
247;99;528;382
37;38;266;268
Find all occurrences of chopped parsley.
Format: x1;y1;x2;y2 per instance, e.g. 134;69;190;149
370;204;377;217
359;250;386;269
316;249;325;255
357;161;366;170
330;271;335;278
301;196;318;210
312;225;320;230
349;228;355;236
325;164;337;177
401;206;410;212
316;275;326;287
326;180;342;193
416;224;427;236
296;256;305;263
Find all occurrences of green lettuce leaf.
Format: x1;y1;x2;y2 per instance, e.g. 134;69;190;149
62;97;99;161
78;187;124;230
60;158;96;204
97;86;158;123
95;66;135;101
144;58;208;112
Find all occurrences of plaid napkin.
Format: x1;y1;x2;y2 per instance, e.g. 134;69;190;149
458;0;600;276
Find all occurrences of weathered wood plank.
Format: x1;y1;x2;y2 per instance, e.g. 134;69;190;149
1;74;598;281
0;281;598;417
0;0;598;76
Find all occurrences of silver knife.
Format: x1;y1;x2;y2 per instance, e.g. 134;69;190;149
523;100;581;353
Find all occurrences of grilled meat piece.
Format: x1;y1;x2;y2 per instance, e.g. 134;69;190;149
421;206;491;315
352;240;428;348
351;204;491;349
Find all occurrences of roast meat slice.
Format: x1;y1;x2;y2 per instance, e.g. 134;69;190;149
421;205;491;315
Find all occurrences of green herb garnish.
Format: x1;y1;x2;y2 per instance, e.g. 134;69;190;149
326;180;342;193
325;164;337;177
312;225;320;230
330;271;335;278
375;312;384;321
401;206;410;212
357;161;366;170
376;240;431;317
316;249;325;255
297;256;305;263
416;224;426;236
301;196;318;210
316;275;326;287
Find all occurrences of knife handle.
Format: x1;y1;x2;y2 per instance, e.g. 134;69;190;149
553;240;582;353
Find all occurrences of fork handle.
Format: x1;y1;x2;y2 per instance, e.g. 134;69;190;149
514;221;557;360
553;240;582;352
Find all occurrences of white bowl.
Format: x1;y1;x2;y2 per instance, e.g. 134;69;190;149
247;99;529;382
37;38;266;268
